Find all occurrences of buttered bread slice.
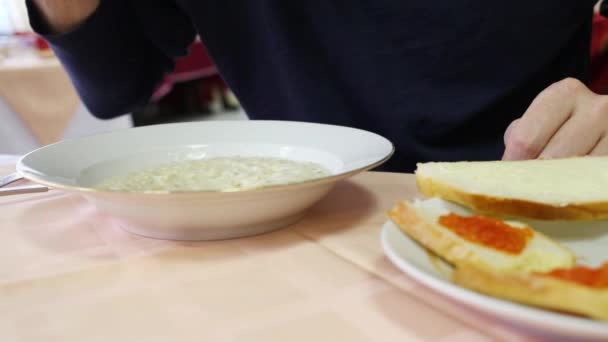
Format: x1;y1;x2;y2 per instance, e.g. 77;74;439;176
415;157;608;220
387;198;575;273
453;263;608;321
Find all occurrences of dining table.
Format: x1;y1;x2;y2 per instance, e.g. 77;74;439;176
0;52;80;146
0;162;555;342
0;51;131;155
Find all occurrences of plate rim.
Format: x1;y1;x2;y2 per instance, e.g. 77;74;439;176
380;220;608;339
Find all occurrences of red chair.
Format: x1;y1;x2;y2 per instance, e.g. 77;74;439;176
151;38;234;111
590;13;608;94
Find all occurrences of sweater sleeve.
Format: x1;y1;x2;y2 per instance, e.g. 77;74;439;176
26;0;197;119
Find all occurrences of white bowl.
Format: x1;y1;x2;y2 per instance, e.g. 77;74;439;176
17;121;393;240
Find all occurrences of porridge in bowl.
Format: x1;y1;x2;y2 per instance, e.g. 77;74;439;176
97;156;331;192
18;120;392;240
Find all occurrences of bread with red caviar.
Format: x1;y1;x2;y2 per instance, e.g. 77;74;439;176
387;198;575;272
452;263;608;321
415;156;608;220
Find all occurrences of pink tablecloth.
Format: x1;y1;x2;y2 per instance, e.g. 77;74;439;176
0;167;546;341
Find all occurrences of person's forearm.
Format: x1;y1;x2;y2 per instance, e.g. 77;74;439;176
31;0;100;33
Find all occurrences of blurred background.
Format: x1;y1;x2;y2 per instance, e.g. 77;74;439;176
0;0;246;156
2;1;608;156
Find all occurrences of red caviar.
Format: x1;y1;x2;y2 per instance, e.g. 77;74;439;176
438;213;533;254
544;263;608;288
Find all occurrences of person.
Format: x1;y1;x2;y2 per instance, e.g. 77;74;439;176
26;1;606;172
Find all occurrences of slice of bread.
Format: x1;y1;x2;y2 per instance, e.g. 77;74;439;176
387;198;575;272
415;157;608;220
452;264;608;321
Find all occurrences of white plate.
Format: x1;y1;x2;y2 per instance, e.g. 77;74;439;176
17;121;393;240
382;218;608;339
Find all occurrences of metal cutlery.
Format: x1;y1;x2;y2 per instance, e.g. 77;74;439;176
0;172;49;196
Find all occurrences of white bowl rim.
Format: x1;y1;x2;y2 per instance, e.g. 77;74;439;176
17;120;395;196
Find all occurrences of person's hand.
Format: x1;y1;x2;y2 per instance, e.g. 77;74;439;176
32;0;100;34
502;78;608;160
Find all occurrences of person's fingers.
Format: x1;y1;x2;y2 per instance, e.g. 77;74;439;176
503;118;520;146
502;78;588;160
538;95;608;158
590;134;608;156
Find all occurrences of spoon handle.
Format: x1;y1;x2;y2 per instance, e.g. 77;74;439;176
0;172;23;188
0;185;48;196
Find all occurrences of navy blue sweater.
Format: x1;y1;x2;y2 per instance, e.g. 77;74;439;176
27;1;594;171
